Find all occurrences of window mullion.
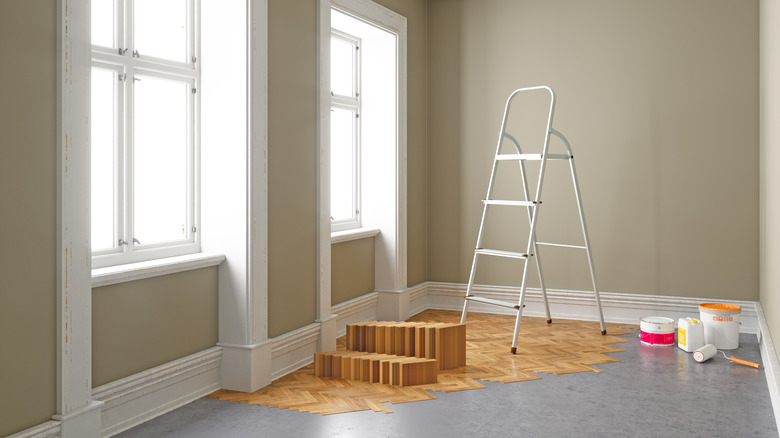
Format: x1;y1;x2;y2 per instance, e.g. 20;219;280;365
116;64;127;253
354;37;361;226
124;64;136;254
117;0;126;54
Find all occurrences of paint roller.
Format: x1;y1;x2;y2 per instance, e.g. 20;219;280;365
692;344;761;369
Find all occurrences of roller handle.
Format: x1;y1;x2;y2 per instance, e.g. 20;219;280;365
730;356;761;369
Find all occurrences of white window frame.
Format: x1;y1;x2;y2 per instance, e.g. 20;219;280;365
330;29;362;232
91;0;201;269
316;0;408;325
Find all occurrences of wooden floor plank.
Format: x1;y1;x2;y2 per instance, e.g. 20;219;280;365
207;310;636;415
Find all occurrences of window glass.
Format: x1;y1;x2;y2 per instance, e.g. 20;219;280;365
92;0;115;48
331;36;355;97
134;0;188;62
331;107;356;222
133;74;189;245
91;67;117;251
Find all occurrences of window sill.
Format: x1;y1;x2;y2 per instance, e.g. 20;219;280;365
331;227;381;244
92;252;226;288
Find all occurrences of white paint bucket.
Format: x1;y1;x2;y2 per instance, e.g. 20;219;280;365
699;303;741;350
639;316;675;346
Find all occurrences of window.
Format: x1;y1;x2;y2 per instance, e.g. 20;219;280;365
320;0;407;291
91;0;200;268
330;30;361;231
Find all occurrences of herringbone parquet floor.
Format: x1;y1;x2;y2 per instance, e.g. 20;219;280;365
206;310;635;415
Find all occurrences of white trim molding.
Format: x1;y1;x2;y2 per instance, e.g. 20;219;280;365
91;253;225;288
756;302;780;434
333;292;380;336
5;421;61;438
200;0;270;393
331;227;381;244
57;0;101;436
93;347;222;437
218;340;273;393
271;324;321;381
426;282;759;334
316;0;334;339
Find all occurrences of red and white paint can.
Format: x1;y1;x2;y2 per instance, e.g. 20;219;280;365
640;316;676;346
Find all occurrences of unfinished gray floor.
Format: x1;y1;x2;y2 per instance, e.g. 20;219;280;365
117;332;777;437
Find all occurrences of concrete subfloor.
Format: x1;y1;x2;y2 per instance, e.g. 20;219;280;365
117;332;777;437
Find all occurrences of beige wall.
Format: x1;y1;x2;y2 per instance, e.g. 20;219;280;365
92;268;219;387
267;0;318;337
760;0;780;354
427;0;462;282
0;1;57;435
428;0;759;300
332;238;375;304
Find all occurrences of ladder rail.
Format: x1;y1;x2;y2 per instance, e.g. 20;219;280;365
550;129;606;333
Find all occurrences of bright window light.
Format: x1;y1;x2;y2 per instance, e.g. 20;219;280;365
91;66;117;251
331;37;355;97
133;74;190;246
331;106;356;222
91;0;115;48
134;0;189;62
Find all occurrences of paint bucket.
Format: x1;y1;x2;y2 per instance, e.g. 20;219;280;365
699;303;741;350
639;316;675;346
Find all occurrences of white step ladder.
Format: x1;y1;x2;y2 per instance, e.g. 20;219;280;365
460;86;606;354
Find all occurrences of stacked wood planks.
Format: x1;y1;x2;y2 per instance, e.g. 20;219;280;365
314;321;466;386
345;321;466;370
313;351;438;386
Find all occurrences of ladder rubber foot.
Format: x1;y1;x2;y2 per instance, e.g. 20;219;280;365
601;329;607;336
510;347;517;354
547;319;552;325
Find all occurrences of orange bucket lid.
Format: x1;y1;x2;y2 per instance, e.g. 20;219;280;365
699;302;741;312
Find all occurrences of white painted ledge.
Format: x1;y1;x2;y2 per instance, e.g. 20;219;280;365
91;253;226;288
331;227;380;244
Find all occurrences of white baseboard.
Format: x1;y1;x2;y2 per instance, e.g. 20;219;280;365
755;302;780;434
408;282;429;317
332;292;379;337
270;324;320;381
425;281;759;334
6;421;60;438
92;347;222;437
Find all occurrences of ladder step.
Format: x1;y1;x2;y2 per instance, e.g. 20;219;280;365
475;248;530;259
536;242;587;249
464;296;521;310
483;200;538;207
495;153;571;161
